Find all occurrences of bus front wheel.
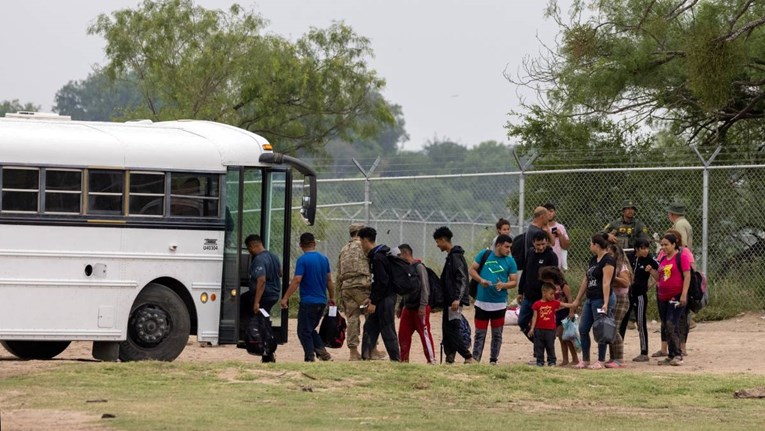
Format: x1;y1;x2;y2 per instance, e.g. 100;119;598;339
119;283;190;362
0;340;71;360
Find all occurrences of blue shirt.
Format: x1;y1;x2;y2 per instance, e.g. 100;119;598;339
295;251;331;304
474;250;517;307
250;250;282;301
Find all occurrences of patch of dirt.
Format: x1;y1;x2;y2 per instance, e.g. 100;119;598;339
2;311;764;430
1;409;112;431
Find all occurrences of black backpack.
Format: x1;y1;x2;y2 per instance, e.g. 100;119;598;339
423;264;445;311
387;253;421;295
675;250;708;313
319;312;347;349
511;232;527;268
245;313;274;356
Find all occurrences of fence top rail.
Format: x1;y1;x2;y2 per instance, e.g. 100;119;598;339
316;163;765;183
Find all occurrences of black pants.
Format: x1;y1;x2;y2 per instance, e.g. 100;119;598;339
361;294;400;361
619;292;649;355
533;328;556;365
442;308;472;361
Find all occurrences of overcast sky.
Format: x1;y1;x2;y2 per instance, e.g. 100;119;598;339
0;0;566;150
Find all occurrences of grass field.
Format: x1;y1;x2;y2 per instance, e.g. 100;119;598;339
1;361;764;430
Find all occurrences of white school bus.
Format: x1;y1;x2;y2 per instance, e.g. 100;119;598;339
0;112;317;361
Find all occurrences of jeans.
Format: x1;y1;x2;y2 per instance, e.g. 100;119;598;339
657;299;685;359
362;294;400;361
579;293;616;363
517;298;534;341
297;302;326;361
533;328;557;365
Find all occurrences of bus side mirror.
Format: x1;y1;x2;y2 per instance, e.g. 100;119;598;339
300;175;317;226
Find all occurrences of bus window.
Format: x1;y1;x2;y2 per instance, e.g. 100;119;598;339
88;170;124;215
2;167;39;212
129;172;165;216
44;169;82;214
170;173;220;217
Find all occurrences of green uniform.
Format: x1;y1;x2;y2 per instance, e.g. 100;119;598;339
604;218;649;249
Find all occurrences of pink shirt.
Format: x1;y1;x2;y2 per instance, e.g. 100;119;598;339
614;263;630;296
657;250;692;301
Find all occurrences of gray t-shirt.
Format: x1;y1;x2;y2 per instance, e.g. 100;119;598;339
251;250;282;301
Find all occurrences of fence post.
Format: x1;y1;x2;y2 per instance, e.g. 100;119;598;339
692;146;721;274
512;149;538;231
352;157;380;225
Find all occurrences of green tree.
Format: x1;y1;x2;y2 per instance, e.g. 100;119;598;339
53;70;144;121
0;100;41;117
89;0;393;156
511;0;765;151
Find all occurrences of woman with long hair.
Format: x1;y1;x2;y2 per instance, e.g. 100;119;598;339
571;233;616;369
648;233;691;366
605;243;632;368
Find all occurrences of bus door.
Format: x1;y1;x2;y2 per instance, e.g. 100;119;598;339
219;167;292;345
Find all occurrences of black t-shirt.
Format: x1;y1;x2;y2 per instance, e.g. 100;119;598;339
585;254;616;299
519;247;558;302
627;251;659;296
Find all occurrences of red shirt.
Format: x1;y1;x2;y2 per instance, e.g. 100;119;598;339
532;299;560;330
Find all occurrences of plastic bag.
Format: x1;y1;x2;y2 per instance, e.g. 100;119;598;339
562;315;581;352
504;306;519;326
593;314;616;344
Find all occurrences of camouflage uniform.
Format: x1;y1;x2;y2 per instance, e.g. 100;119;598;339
604;200;650;249
336;237;371;349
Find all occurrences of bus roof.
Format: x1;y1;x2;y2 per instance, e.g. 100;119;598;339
0;116;273;172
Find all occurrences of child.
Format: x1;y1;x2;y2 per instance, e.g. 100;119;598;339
539;266;578;366
528;283;574;366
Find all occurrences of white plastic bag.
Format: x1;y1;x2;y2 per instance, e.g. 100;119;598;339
504;306;519;326
562;315;581;352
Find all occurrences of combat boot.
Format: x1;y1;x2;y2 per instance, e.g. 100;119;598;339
349;347;362;361
316;348;333;361
370;347;387;360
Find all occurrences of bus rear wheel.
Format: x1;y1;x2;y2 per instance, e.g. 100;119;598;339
0;340;71;359
119;283;190;362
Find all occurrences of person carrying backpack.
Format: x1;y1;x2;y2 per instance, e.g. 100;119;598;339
395;244;436;364
433;226;474;364
358;227;401;361
468;234;517;365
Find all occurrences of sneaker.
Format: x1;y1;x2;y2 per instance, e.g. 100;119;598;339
316;349;333;361
670;357;684;366
526;359;538;366
464;357;475;364
605;360;625;369
657;357;672;366
651;350;668;358
547;363;556;367
445;352;456;364
489;360;497;366
588;361;605;370
632;354;649;362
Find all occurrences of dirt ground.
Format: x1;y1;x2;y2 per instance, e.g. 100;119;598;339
2;310;765;430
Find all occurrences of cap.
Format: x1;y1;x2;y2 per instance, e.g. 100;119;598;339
622;200;637;211
666;202;686;216
390;246;401;256
349;223;364;234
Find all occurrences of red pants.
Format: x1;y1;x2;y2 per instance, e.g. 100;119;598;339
398;306;436;363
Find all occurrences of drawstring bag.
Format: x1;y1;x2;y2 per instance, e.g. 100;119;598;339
319;306;347;349
593;314;616;344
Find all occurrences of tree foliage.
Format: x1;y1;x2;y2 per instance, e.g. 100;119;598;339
0;100;41;117
53;70;144;121
511;0;765;149
88;0;393;156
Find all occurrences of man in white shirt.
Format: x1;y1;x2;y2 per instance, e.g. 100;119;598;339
543;203;570;270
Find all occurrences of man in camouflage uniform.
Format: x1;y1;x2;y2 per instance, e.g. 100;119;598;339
604;200;650;249
336;223;376;361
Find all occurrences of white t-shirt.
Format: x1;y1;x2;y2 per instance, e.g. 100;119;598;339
548;222;569;269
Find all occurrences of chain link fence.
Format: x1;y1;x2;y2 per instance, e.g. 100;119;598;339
284;150;765;319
